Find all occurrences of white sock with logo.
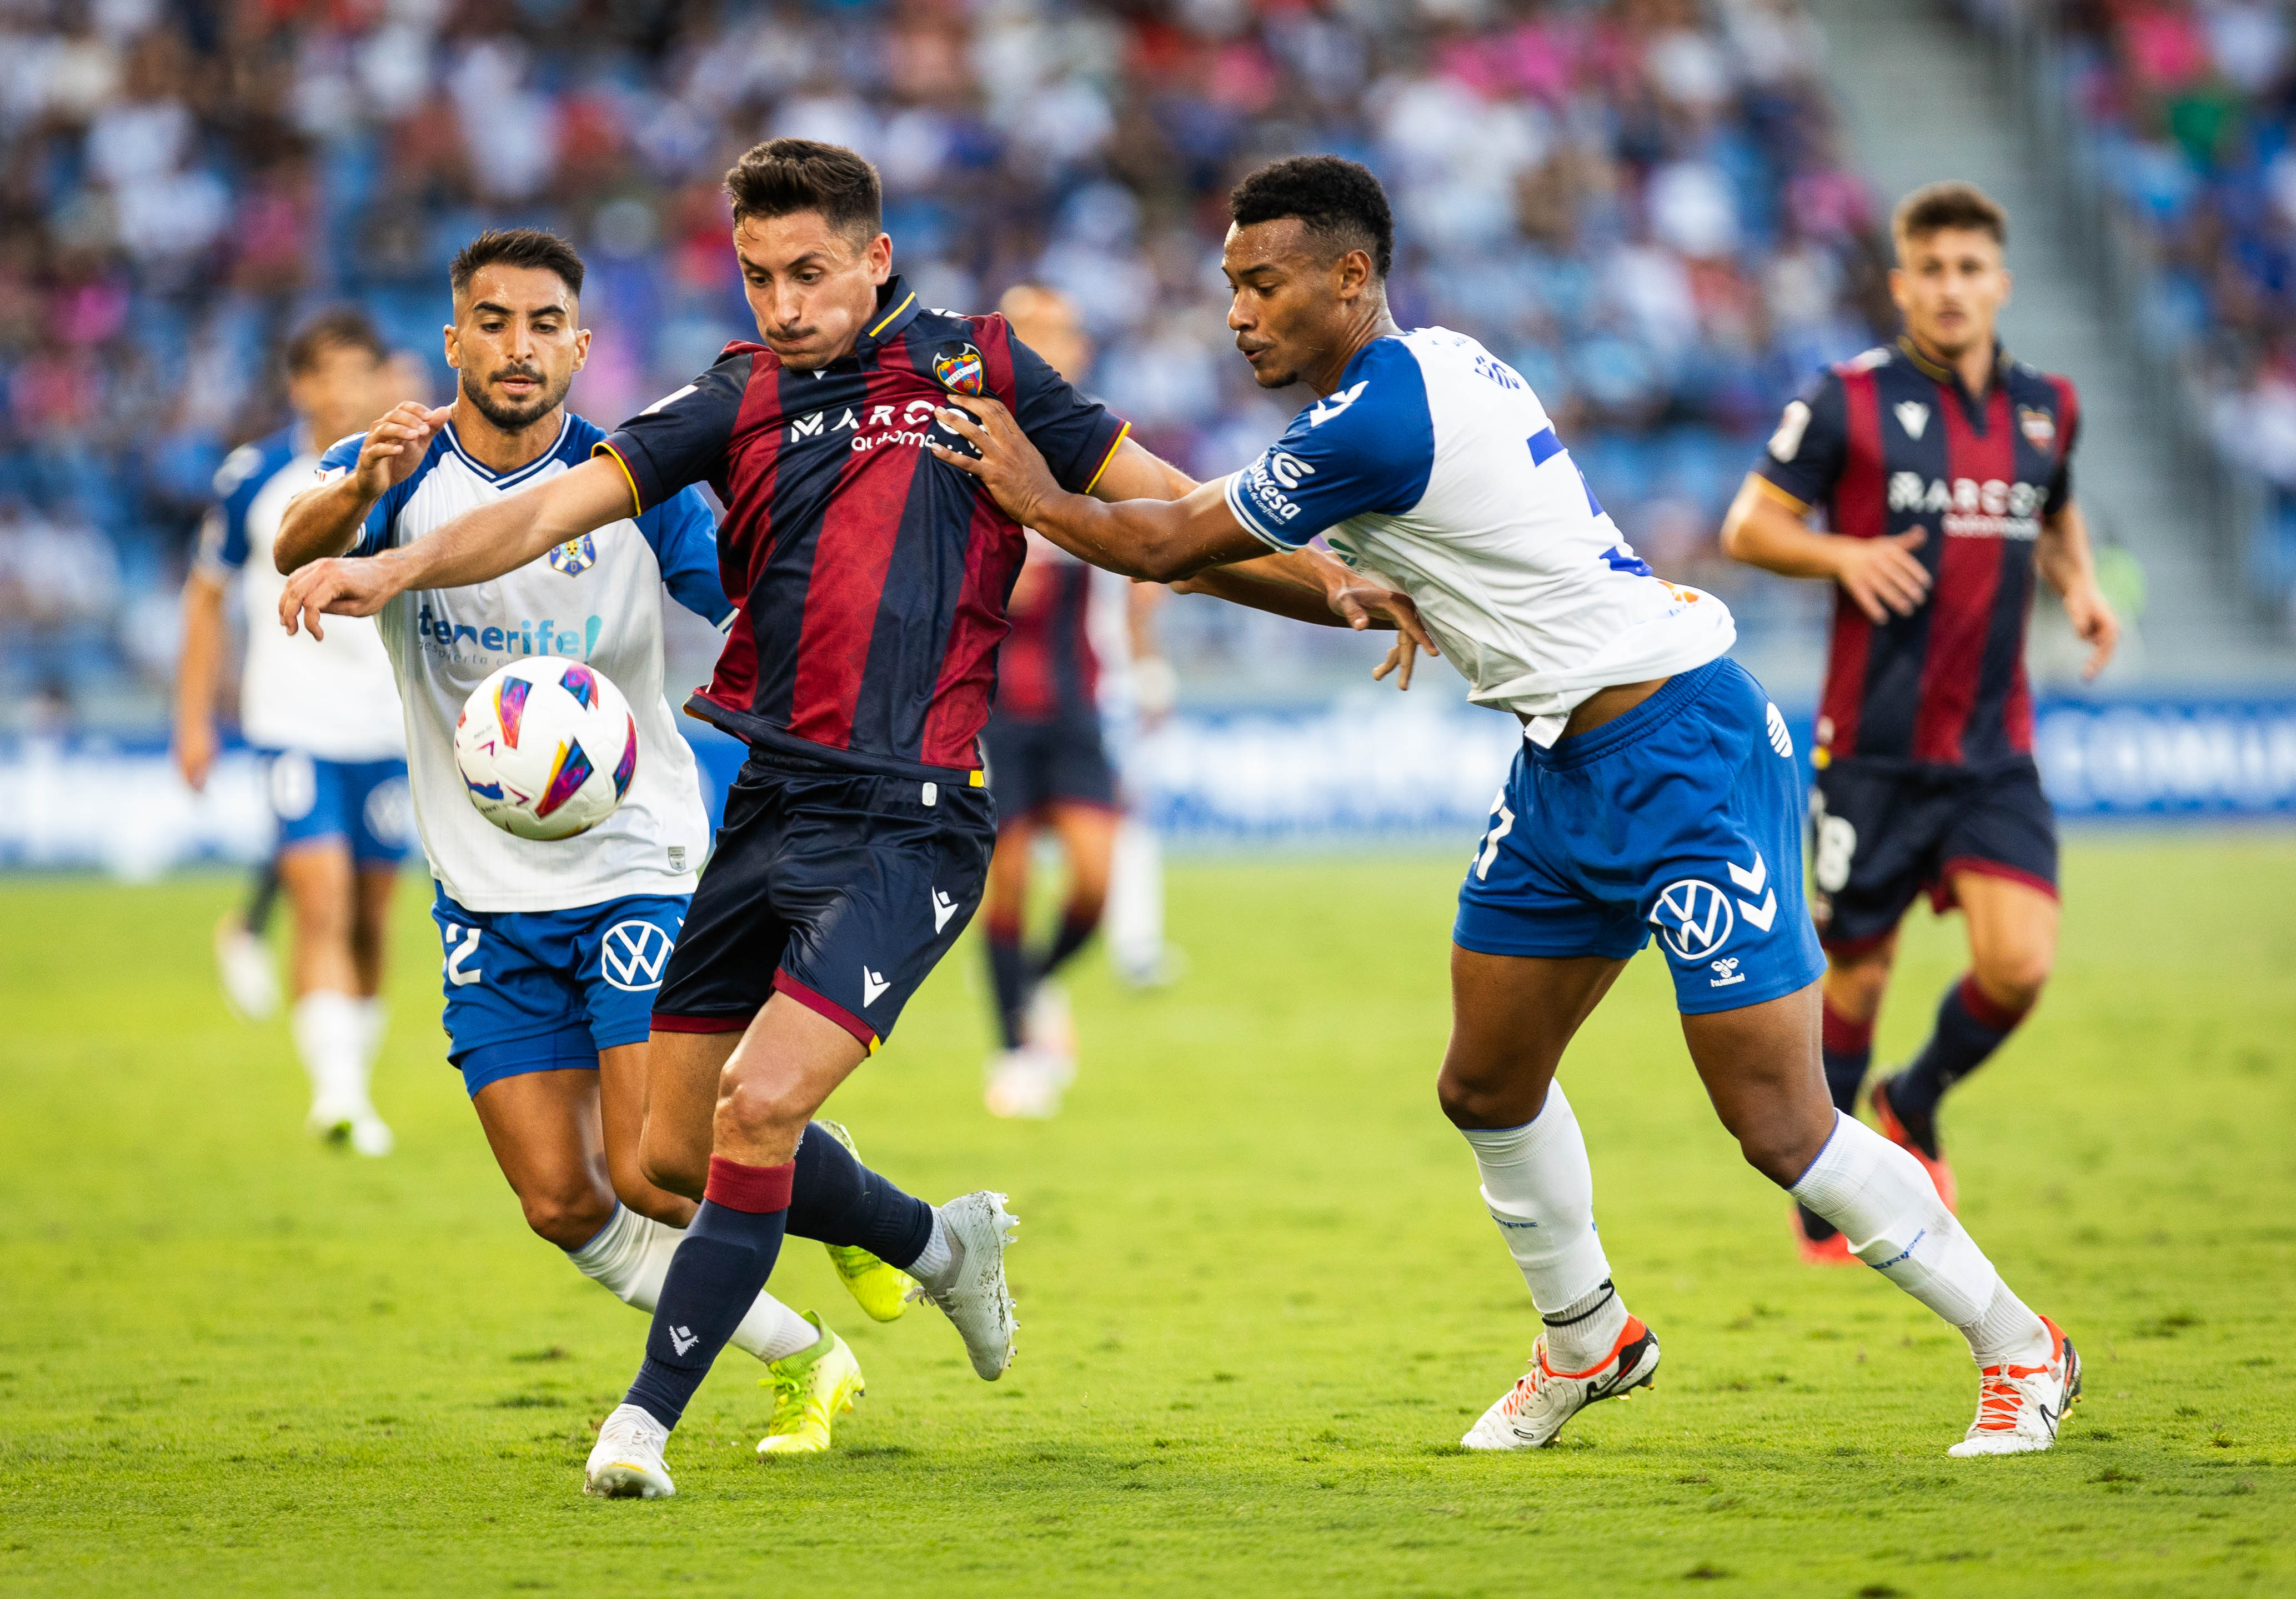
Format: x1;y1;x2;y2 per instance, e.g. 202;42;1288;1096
568;1204;819;1362
1791;1112;2050;1363
1459;1083;1619;1347
292;990;370;1114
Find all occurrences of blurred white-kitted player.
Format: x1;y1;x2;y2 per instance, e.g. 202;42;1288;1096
174;308;409;1156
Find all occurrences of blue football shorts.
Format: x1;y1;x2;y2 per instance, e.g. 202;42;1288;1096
263;749;412;865
431;886;689;1097
1454;656;1825;1015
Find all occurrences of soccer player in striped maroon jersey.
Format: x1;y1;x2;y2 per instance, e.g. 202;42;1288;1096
1721;182;2120;1261
279;139;1431;1495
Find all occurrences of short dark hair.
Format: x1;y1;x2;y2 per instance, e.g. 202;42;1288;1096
284;307;387;374
449;227;586;300
726;139;882;243
1893;181;2008;250
1229;155;1395;279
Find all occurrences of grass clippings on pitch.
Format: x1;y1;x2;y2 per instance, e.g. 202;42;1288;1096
1;838;2291;1596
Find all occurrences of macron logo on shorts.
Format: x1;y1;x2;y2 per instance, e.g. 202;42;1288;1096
933;889;960;933
861;967;890;1006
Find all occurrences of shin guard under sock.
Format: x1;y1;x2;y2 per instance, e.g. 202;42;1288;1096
1034;904;1101;983
786;1122;936;1268
623;1158;793;1430
985;918;1029;1051
1893;975;2030;1135
1791;1112;2005;1329
1802;999;1878;1243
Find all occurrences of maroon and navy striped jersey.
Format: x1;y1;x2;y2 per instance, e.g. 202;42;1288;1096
596;278;1130;776
996;535;1100;723
1752;338;2079;769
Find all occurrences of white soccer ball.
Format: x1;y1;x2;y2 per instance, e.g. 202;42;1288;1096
454;656;638;840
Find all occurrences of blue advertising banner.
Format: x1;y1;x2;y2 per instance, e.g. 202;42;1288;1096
7;691;2294;874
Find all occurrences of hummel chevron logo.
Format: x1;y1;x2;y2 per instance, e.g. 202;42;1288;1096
933;889;959;933
1308;379;1368;427
1728;850;1777;931
669;1325;698;1355
861;967;890;1006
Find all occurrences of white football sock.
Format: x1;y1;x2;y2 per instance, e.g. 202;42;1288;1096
567;1204;819;1362
909;1206;957;1290
1460;1082;1614;1318
292;990;369;1111
1791;1111;2048;1360
1540;1278;1630;1374
1959;1280;2054;1366
355;996;388;1066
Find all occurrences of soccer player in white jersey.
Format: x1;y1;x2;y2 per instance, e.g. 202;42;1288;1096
936;157;2082;1458
272;229;909;1453
174;309;410;1155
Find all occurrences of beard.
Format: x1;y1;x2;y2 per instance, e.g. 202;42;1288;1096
462;365;572;431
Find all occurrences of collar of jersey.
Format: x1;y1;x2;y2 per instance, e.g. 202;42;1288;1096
442;412;573;488
846;276;921;363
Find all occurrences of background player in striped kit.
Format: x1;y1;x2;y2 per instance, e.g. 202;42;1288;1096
979;284;1175;1119
1721;182;2120;1259
173;308;410;1155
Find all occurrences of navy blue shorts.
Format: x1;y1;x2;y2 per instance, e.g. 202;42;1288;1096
981;708;1117;825
1809;755;2058;954
1454;658;1826;1014
652;749;996;1050
433;886;689;1097
263;750;412;865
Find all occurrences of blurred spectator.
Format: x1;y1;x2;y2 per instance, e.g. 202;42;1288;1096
0;0;1890;726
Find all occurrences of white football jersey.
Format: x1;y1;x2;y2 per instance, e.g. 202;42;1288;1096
320;413;731;912
1225;328;1736;745
196;426;405;761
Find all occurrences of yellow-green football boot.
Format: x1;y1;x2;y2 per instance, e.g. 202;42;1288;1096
758;1312;864;1456
813;1120;918;1321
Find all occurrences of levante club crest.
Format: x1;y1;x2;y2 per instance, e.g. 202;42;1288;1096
934;343;985;396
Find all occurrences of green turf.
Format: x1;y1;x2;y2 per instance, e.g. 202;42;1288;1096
2;837;2292;1596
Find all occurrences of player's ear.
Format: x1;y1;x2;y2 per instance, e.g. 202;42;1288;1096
1886;266;1908;316
442;323;460;370
572;326;591;372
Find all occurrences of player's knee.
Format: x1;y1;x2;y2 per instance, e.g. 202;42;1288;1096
1824;955;1892;1020
637;1143;705;1203
715;1075;811;1149
1972;949;2050;1012
1436;1061;1546;1130
520;1183;616;1250
1734;1122;1819;1188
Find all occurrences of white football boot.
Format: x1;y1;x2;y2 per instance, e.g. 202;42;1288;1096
1461;1316;1661;1450
1948;1315;2081;1457
307;1098;394;1157
914;1192;1020;1379
584;1403;676;1498
1023;980;1076;1060
984;1047;1067;1119
213;917;280;1022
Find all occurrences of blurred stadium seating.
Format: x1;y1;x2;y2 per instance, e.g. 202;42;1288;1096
0;0;1896;730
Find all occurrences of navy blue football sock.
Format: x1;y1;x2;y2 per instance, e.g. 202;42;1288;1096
1892;974;2029;1130
985;918;1028;1051
243;856;282;938
1033;904;1101;983
788;1122;935;1268
622;1158;793;1431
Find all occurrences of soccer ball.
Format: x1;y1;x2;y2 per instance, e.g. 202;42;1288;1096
454;657;638;840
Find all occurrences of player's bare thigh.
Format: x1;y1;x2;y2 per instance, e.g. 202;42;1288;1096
1678;980;1836;1185
275;839;358;997
640;994;869;1187
469;1067;619;1250
1949;870;2057;1011
1437;947;1626;1129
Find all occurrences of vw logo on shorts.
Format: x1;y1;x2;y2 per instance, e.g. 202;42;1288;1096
1650;879;1734;961
600;919;675;992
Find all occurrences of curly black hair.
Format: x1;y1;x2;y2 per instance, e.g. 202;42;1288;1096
1228;155;1395;279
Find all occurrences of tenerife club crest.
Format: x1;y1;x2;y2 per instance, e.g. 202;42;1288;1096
547;533;598;577
933;343;985;397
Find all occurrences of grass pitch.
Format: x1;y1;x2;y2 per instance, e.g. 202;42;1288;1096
2;837;2292;1596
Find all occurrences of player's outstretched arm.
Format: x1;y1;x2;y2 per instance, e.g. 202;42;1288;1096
2037;500;2119;679
278;455;633;641
274;402;452;574
1718;472;1931;624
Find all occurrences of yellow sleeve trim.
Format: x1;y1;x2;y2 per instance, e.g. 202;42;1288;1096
593;440;645;515
1750;475;1809;513
868;291;917;339
1081;421;1132;495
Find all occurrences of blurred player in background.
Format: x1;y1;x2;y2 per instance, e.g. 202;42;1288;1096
173;308;409;1155
979;284;1176;1119
275;228;908;1456
944;155;2084;1458
1721;182;2118;1261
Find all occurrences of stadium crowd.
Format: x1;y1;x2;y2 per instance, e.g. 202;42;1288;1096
0;0;1891;729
